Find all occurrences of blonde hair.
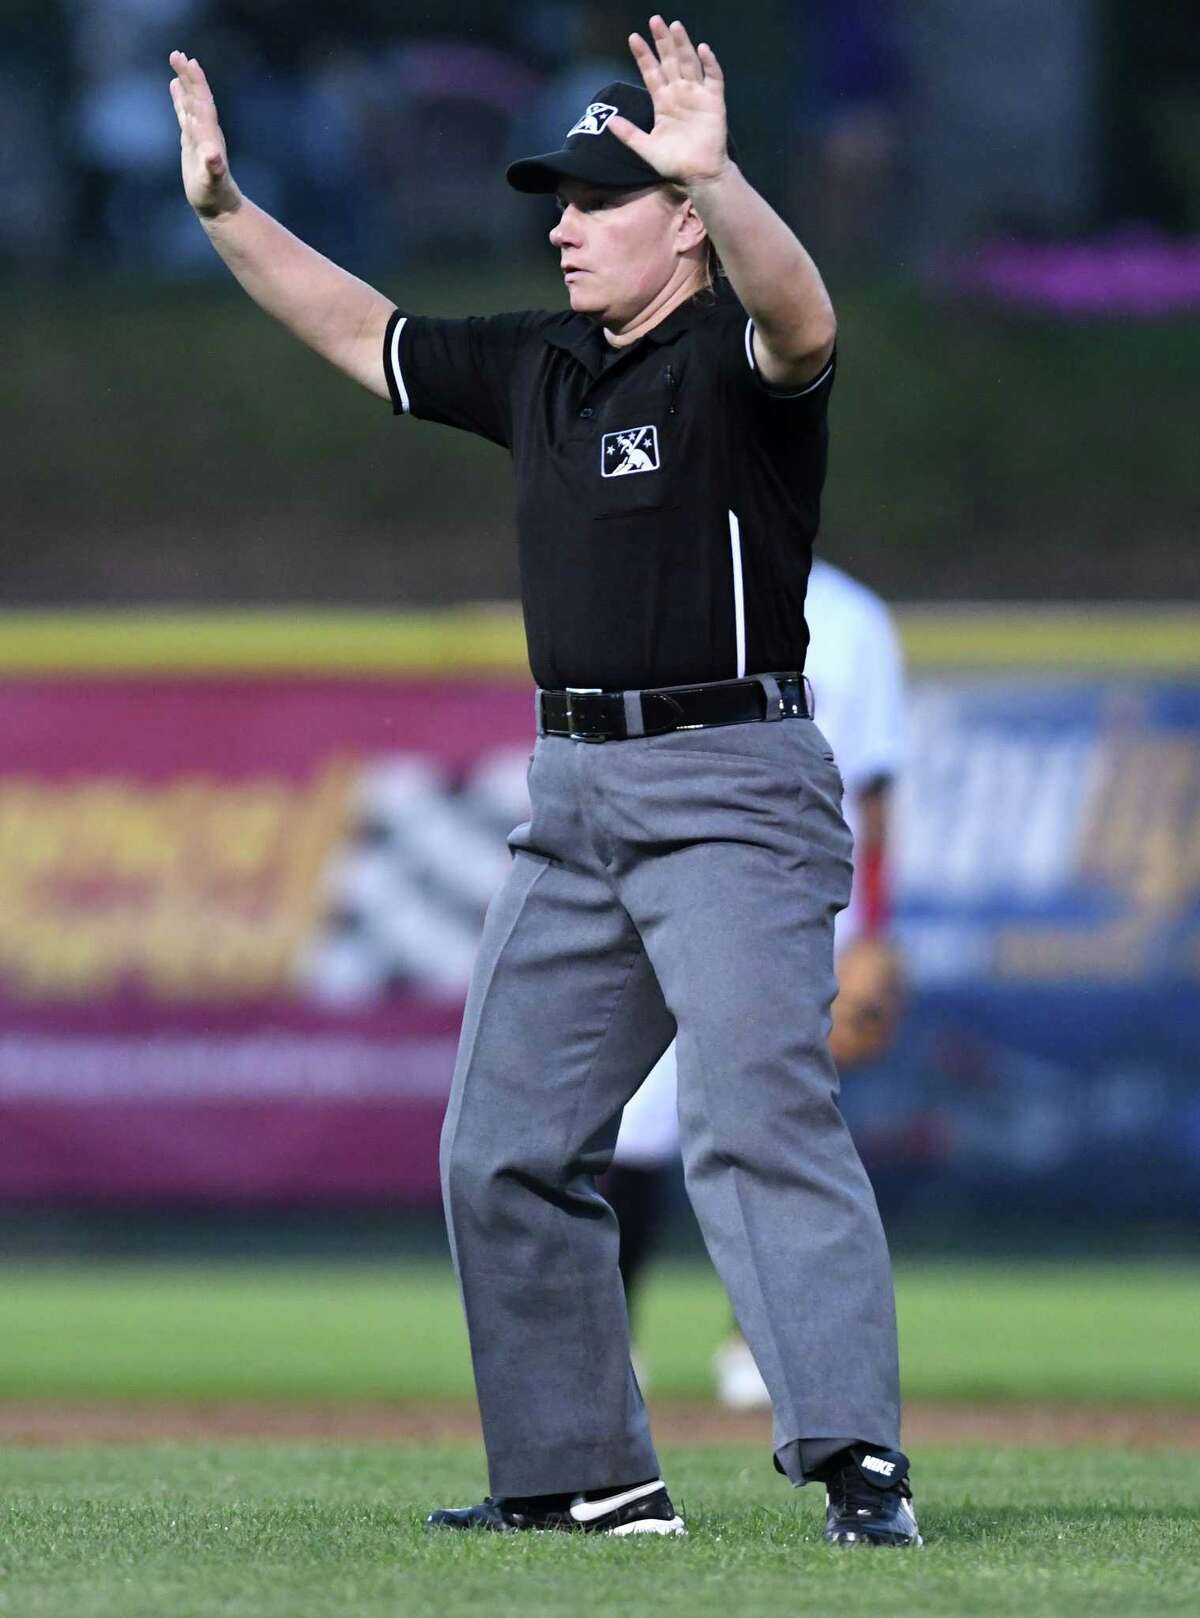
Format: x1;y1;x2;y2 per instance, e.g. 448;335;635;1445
664;184;724;291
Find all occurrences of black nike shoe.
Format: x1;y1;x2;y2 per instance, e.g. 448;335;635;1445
821;1445;922;1547
426;1479;685;1536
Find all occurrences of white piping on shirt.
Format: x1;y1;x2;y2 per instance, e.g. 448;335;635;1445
743;317;834;397
389;315;411;413
729;509;746;678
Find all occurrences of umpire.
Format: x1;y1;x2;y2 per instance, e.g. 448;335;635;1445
169;14;920;1548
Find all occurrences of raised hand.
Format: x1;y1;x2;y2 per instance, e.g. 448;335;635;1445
168;50;240;217
608;16;729;189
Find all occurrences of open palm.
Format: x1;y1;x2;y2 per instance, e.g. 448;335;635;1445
609;16;728;188
168;49;238;216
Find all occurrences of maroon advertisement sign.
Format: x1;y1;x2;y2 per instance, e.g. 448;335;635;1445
0;678;535;1202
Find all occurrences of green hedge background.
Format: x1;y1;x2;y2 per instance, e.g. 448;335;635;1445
5;267;1194;605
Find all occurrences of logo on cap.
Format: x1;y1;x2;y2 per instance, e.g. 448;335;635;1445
569;102;618;138
602;426;660;477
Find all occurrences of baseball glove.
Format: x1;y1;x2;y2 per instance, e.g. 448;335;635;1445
829;935;906;1070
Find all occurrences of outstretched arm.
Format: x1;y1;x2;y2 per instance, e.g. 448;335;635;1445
609;16;835;389
168;50;394;400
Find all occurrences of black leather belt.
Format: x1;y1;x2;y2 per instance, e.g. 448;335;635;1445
538;673;810;742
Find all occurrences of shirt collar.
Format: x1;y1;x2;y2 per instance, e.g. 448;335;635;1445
542;292;715;374
641;293;716;345
542;313;604;371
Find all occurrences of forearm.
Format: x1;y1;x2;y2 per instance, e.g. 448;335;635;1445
855;783;891;933
687;164;835;380
200;196;394;397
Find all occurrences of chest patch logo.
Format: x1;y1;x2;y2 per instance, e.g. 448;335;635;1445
602;425;660;477
568;102;618;138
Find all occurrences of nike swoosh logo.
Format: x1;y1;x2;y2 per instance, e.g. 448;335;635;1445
569;1480;664;1524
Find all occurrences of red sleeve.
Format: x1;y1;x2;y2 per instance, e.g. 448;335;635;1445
858;843;890;935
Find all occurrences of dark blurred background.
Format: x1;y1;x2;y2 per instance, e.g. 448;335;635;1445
2;0;1198;605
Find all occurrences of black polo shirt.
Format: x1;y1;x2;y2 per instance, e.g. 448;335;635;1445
382;289;834;691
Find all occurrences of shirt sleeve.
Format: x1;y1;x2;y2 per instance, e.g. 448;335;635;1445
382;309;536;448
702;295;835;416
739;314;836;415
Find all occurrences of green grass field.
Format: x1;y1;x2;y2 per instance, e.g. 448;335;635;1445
2;1261;1197;1617
3;1443;1197;1618
1;1260;1196;1404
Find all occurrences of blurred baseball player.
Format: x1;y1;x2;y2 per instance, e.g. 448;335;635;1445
170;14;920;1547
608;558;906;1408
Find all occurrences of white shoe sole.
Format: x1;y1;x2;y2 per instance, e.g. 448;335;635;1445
606;1516;687;1536
829;1529;923;1548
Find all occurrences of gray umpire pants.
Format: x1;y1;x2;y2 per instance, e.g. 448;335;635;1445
439;711;901;1497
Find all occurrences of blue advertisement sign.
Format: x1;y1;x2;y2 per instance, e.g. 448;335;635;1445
842;678;1200;1220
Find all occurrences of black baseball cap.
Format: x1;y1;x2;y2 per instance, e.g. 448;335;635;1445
506;81;662;194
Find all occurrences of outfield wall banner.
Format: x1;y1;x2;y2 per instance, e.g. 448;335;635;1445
0;678;536;1201
843;678;1200;1220
1;667;1198;1208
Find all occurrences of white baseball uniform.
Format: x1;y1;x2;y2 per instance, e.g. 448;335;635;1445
612;560;905;1166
